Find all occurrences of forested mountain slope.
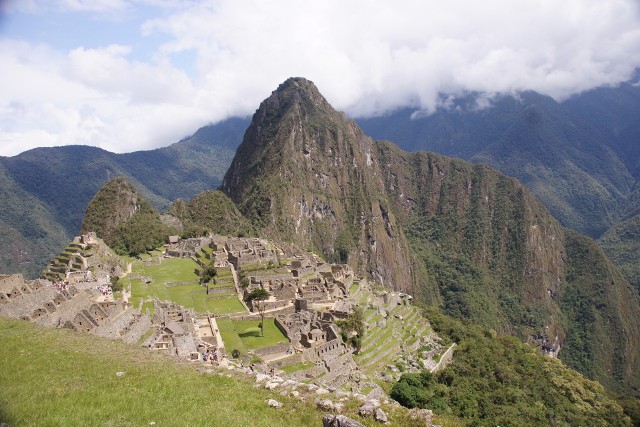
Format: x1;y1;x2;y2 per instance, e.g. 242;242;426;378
223;77;640;395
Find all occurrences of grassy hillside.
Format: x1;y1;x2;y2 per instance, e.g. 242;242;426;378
0;317;322;427
0;317;445;427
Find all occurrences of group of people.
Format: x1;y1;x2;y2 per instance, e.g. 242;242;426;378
96;284;112;296
53;281;70;291
202;348;221;364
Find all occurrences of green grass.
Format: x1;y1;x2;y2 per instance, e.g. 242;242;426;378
217;317;248;355
0;317;323;427
232;319;288;350
203;297;246;315
280;361;316;374
127;257;246;315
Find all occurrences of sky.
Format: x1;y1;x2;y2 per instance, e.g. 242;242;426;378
1;0;640;157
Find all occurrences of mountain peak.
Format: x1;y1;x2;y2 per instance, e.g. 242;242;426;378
274;77;325;101
222;77;415;290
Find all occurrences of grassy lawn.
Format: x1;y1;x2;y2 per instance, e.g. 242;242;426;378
202;297;246;315
217;317;247;355
233;318;288;350
0;318;323;427
127;257;246;315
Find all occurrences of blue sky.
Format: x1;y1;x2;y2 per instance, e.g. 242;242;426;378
1;0;640;156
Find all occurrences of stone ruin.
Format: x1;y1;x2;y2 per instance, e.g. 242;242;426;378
242;255;353;312
0;273;150;344
273;299;358;388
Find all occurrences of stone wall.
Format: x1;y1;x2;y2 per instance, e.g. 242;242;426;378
207;286;236;295
166;281;199;288
122;315;152;344
253;342;292;356
303;338;343;364
0;274;25;292
430;343;456;373
269;352;303;368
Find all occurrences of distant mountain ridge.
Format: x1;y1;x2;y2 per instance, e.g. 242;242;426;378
357;87;640;238
0;117;248;278
1;80;639;302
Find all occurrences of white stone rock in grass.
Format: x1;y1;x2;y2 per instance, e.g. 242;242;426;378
266;398;282;408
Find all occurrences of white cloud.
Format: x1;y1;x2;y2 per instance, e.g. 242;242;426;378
0;39;208;156
2;0;640;156
143;0;640;117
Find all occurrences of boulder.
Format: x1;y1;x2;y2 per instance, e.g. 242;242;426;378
358;399;380;417
266;398;282;408
374;408;388;423
322;414;365;427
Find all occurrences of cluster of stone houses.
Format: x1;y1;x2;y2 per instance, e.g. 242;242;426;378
242;256;354;311
0;273;150;343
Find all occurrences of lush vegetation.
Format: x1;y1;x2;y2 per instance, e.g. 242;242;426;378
390;309;634;426
335;306;365;351
108;210;175;256
403;175;542;338
599;212;640;293
169;190;254;238
559;231;640;395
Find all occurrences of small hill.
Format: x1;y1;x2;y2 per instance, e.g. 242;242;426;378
168;190;254;237
81;177;175;256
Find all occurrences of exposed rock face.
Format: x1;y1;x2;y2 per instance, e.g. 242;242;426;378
222;77;640;394
223;77;416;291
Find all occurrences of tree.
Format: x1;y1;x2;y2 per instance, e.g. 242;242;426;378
199;257;217;289
336;306;365;352
110;275;123;293
244;288;270;337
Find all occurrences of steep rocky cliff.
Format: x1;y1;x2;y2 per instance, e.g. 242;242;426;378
222;77;640;394
222;78;416;291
